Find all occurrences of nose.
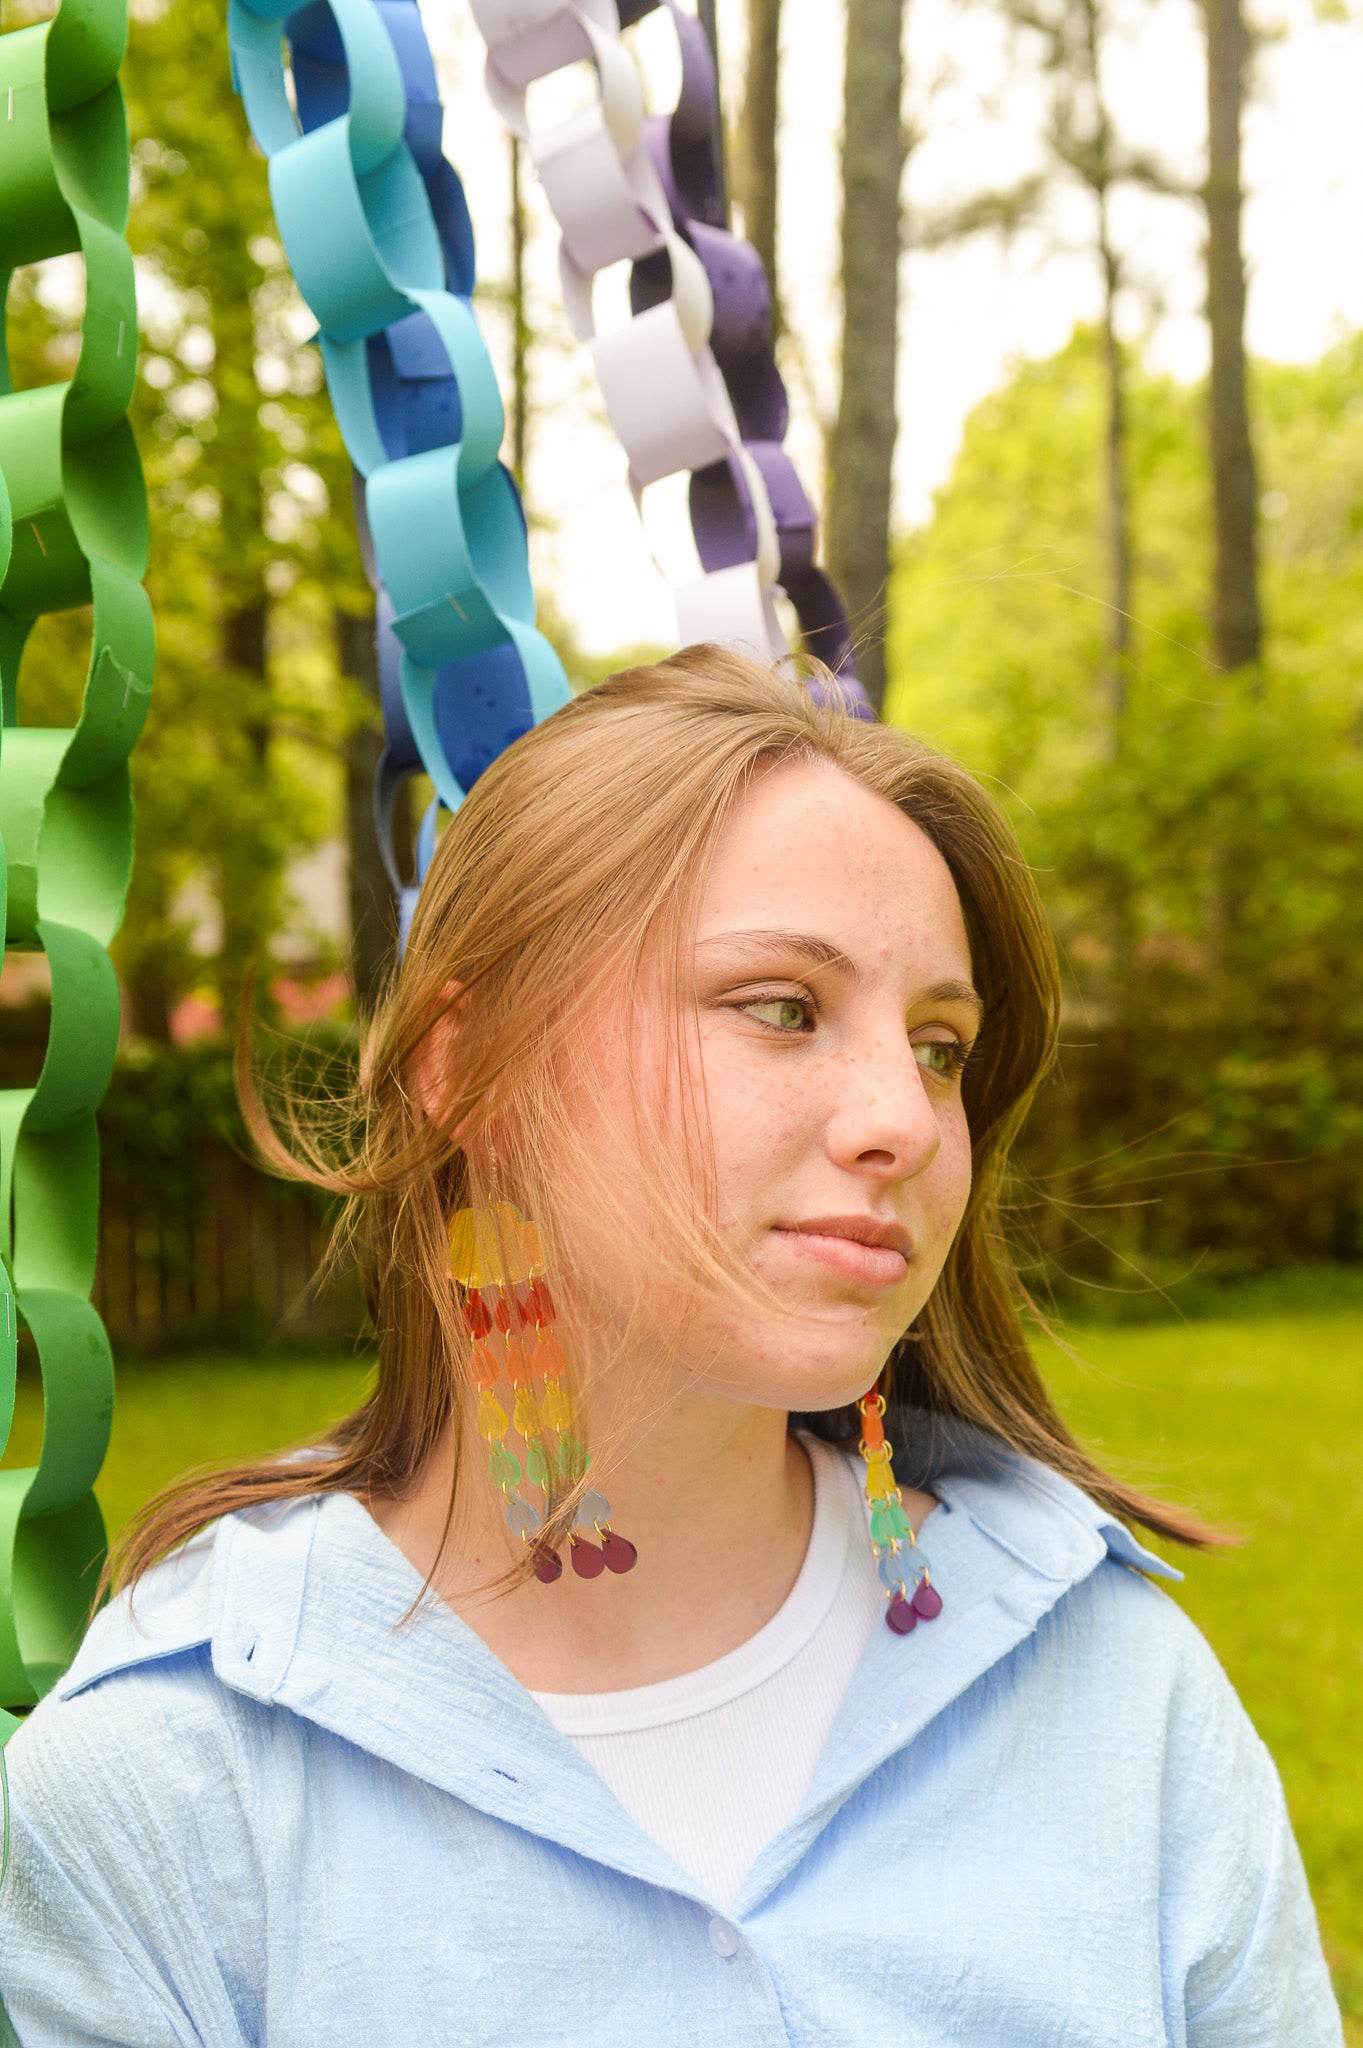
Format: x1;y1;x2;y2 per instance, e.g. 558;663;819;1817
823;1031;943;1183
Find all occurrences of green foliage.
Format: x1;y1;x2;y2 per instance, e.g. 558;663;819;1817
118;0;369;1028
5;0;371;1034
101;1028;356;1156
888;328;1363;1291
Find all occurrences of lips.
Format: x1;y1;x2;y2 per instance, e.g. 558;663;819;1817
772;1215;912;1286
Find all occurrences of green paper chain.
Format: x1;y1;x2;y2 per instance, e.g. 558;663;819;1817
0;0;153;1714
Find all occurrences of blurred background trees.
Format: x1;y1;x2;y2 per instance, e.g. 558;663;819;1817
889;330;1363;1293
0;0;1358;1323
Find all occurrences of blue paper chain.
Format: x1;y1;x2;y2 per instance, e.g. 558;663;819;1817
227;0;569;922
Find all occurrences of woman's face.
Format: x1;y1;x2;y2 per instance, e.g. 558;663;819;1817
568;758;980;1416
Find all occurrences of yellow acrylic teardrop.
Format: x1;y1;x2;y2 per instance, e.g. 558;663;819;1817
476;1390;507;1442
449;1203;534;1290
540;1377;572;1431
512;1385;540;1439
865;1459;898;1499
447;1208;487;1289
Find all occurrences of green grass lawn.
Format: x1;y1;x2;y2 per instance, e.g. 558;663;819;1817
4;1316;1360;2031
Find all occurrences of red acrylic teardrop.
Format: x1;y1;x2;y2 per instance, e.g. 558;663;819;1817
601;1532;638;1575
886;1593;918;1635
526;1278;557;1327
533;1548;563;1584
461;1292;492;1339
570;1538;606;1580
911;1580;943;1620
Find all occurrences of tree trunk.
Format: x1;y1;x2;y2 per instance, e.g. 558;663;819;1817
825;0;906;716
218;592;270;1030
737;0;782;333
337;604;395;1016
223;602;269;765
122;869;175;1044
1203;0;1261;673
1072;0;1132;749
1098;208;1132;746
509;134;530;490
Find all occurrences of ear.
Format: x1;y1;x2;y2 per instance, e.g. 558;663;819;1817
409;983;468;1130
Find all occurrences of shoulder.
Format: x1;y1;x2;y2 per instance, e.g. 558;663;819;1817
929;1437;1246;1727
906;1444;1340;2034
7;1531;259;1871
0;1513;324;2048
9;1493;333;1841
929;1445;1293;1860
4;1641;254;1936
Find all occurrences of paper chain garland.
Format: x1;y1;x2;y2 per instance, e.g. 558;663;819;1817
641;2;867;700
229;0;570;922
470;0;870;715
0;0;153;1715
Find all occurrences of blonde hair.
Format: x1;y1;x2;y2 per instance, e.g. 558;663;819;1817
109;646;1217;1593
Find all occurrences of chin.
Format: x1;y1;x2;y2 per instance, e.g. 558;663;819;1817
744;1335;897;1417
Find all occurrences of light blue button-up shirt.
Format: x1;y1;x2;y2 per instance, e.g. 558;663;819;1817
0;1442;1342;2046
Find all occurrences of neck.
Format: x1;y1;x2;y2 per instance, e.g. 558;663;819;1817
370;1390;815;1692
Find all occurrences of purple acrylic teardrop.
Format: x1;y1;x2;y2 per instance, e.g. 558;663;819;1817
570;1538;606;1580
886;1593;918;1635
601;1532;638;1575
911;1580;943;1620
533;1548;563;1585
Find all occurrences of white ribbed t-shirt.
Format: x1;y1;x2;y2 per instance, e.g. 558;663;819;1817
532;1435;884;1908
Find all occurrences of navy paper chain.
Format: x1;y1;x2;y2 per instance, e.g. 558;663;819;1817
229;0;569;929
635;1;870;711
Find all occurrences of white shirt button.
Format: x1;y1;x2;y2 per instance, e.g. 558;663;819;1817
707;1917;740;1958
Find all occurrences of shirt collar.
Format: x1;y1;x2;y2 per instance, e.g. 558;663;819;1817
730;1445;1178;1912
59;1431;1180;1911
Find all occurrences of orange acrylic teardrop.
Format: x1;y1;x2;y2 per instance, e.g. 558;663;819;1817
531;1331;566;1380
504;1331;533;1385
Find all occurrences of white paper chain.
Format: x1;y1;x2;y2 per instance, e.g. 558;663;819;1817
467;0;788;656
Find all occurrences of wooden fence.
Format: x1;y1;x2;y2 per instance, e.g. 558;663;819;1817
0;1015;364;1353
94;1131;362;1351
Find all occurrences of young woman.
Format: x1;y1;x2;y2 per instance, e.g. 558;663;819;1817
0;650;1341;2045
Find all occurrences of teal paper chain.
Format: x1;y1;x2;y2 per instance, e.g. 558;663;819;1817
227;0;569;830
0;0;154;1718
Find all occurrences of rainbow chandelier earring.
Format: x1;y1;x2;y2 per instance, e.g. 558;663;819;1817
859;1383;943;1636
449;1204;638;1584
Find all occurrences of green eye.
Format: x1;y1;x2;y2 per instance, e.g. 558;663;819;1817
745;998;810;1032
914;1040;968;1078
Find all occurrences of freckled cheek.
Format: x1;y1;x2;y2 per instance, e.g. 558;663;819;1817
705;1059;813;1214
922;1110;973;1246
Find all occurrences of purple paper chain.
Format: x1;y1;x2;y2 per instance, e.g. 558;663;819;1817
631;1;871;714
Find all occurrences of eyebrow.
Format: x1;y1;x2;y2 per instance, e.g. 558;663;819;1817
918;979;986;1023
696;932;985;1020
696;928;860;976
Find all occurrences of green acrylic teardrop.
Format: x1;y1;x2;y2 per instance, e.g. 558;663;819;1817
526;1440;553;1492
554;1436;588;1486
488;1443;521;1489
